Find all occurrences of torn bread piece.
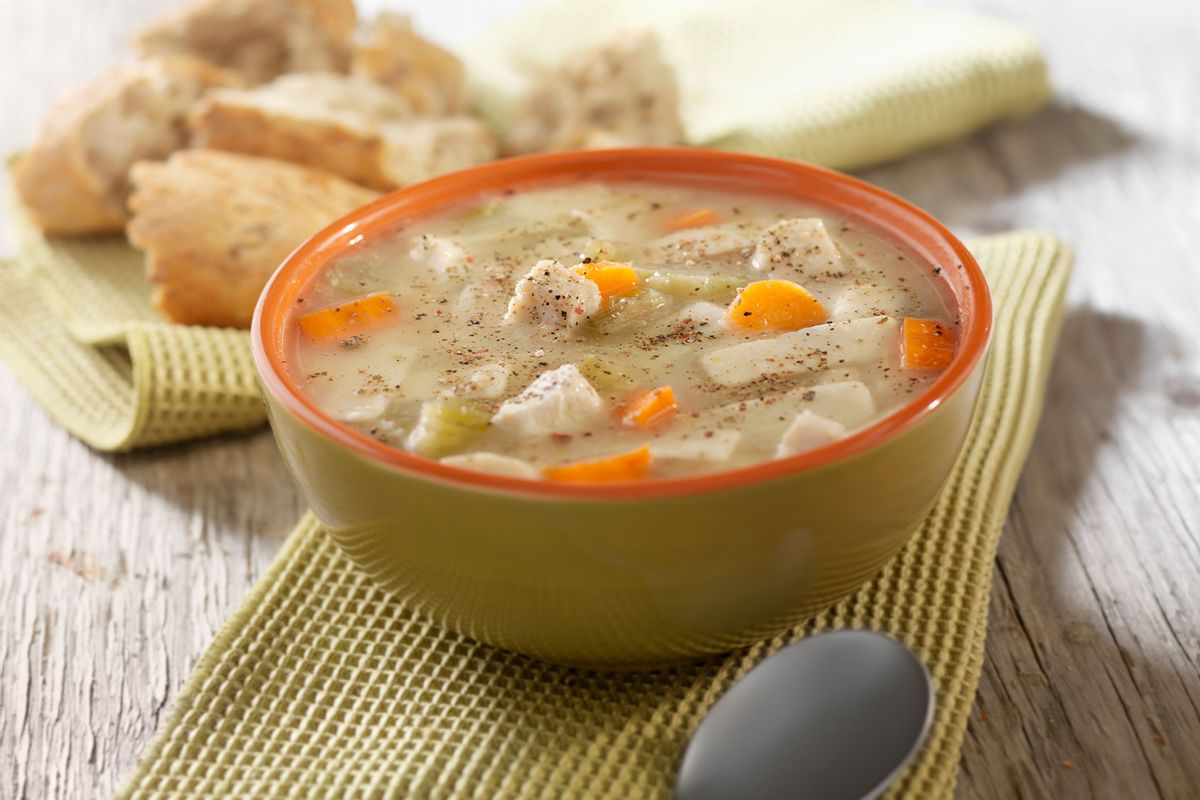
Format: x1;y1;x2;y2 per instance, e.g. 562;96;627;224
12;56;239;235
190;73;496;189
508;31;685;154
352;12;467;115
127;149;379;328
134;0;356;85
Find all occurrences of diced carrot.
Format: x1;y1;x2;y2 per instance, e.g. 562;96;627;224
663;208;720;232
573;261;640;305
543;445;652;483
298;292;398;340
621;385;678;428
725;280;827;331
901;318;957;370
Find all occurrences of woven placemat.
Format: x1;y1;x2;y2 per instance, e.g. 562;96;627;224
90;233;1069;799
0;210;264;450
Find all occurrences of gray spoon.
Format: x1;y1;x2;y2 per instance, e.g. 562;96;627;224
675;630;934;800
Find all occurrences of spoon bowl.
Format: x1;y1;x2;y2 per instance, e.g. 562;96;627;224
675;630;934;800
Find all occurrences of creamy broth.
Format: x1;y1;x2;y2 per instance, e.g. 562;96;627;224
288;181;957;480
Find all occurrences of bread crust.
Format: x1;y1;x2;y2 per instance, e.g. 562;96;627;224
352;13;467;115
190;74;497;190
134;0;357;85
127;149;378;328
13;56;238;236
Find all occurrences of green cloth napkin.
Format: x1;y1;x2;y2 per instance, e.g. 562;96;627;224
98;234;1069;799
469;0;1050;168
0;210;264;450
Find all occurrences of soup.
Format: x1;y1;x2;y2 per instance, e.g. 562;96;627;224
287;181;958;481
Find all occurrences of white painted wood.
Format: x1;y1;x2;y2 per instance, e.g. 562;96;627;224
1;1;1197;797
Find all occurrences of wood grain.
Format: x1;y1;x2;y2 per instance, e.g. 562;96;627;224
1;0;1198;798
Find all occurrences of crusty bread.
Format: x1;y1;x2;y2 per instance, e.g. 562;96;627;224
135;0;357;85
12;56;239;236
508;32;685;154
190;73;497;189
352;12;467;115
127;149;378;328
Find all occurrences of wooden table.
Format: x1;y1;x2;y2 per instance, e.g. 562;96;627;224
1;1;1197;797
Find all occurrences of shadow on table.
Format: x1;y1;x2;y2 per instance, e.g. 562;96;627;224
858;102;1139;233
104;426;304;542
962;306;1200;796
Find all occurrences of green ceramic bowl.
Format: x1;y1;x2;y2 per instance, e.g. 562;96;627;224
252;148;992;668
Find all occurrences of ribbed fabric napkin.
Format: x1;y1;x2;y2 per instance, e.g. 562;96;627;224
469;0;1050;168
0;209;264;450
17;230;1059;800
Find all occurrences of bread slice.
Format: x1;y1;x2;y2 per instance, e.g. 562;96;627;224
352;12;468;115
12;56;238;236
127;149;378;328
190;73;497;189
508;32;685;154
134;0;357;85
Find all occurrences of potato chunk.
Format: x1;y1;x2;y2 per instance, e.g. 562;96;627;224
503;260;602;333
649;429;742;463
440;452;539;479
752;218;843;277
776;411;847;457
700;315;899;386
491;364;605;436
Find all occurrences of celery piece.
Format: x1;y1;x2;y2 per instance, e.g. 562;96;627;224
635;269;745;302
590;289;672;333
582;238;630;262
405;398;491;457
577;355;634;392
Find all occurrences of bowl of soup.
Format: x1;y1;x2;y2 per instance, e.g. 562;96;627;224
252;148;991;667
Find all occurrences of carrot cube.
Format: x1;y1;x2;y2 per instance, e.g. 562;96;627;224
621;385;679;428
573;261;640;305
901;318;957;370
543;445;652;483
725;280;827;331
663;208;720;232
297;292;398;340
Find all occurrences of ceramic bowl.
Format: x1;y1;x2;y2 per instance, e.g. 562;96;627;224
252;148;992;668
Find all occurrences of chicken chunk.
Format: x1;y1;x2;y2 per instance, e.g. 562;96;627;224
776;411;847;457
409;234;473;280
460;364;510;399
440;452;540;479
503;260;602;333
752;218;843;277
491;364;605;436
650;223;759;260
649;429;742;463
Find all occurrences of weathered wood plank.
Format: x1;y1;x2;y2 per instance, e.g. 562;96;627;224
1;1;1198;798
